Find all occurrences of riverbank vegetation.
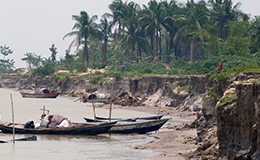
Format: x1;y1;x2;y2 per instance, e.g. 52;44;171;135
1;0;260;81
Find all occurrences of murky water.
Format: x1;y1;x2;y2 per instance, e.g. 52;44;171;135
0;88;191;160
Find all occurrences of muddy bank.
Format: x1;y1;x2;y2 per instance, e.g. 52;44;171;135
107;104;199;160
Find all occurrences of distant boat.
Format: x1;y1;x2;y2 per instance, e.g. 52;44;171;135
20;88;59;98
0;121;117;135
84;118;170;134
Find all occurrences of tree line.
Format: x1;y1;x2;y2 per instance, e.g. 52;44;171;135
1;0;260;76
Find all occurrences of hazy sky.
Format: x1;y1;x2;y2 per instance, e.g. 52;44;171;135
0;0;259;68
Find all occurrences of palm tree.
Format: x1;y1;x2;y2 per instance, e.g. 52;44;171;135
98;15;113;67
163;0;180;63
120;1;141;63
106;0;127;65
63;11;98;71
250;16;260;53
21;52;36;68
173;0;209;62
209;0;241;40
138;0;166;63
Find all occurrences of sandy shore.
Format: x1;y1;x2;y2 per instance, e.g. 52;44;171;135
104;105;199;160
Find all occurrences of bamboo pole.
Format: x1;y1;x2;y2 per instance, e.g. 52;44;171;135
10;94;15;144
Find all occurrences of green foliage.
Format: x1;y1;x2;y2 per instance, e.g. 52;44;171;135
49;44;57;62
0;44;13;57
114;71;123;79
35;62;56;77
0;59;15;73
217;91;238;108
53;72;70;84
91;76;100;85
0;45;15;73
177;84;190;93
209;87;218;104
168;69;180;75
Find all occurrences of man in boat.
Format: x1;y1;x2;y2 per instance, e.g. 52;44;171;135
40;114;72;128
24;120;35;129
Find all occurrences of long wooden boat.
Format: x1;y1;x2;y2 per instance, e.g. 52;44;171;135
137;115;163;120
0;121;117;135
84;118;170;134
20;92;59;98
95;116;137;122
94;115;163;121
110;118;169;134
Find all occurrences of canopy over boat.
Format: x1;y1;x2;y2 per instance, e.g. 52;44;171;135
35;88;50;94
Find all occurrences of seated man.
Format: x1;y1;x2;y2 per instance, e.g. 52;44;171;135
40;114;72;128
24;120;35;129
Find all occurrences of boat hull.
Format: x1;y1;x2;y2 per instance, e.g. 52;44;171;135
94;115;163;121
0;121;117;135
110;118;169;134
20;92;59;98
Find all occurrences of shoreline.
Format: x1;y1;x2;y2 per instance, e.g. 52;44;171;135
104;104;199;160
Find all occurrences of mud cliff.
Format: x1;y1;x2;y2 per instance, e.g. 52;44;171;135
217;80;260;159
0;73;207;111
190;73;260;160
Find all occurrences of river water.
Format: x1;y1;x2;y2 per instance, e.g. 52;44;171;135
0;88;190;160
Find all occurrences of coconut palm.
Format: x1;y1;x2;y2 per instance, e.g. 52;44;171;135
208;0;241;40
163;0;180;63
21;52;36;68
173;0;209;62
98;15;113;67
138;0;166;63
106;0;128;65
250;16;260;53
63;11;98;71
119;1;141;63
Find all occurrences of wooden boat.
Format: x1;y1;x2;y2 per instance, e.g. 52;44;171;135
20;92;59;98
20;88;59;98
0;121;117;135
83;118;108;123
95;116;137;122
94;115;163;121
84;118;170;134
137;115;163;120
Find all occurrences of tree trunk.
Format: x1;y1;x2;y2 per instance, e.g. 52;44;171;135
120;25;124;65
156;30;159;58
131;40;134;63
190;39;193;62
151;28;155;62
159;30;162;62
137;46;141;63
166;38;169;64
84;35;89;71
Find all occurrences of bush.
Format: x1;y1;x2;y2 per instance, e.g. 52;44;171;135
35;62;56;76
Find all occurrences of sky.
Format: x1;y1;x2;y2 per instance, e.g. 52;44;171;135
0;0;260;68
